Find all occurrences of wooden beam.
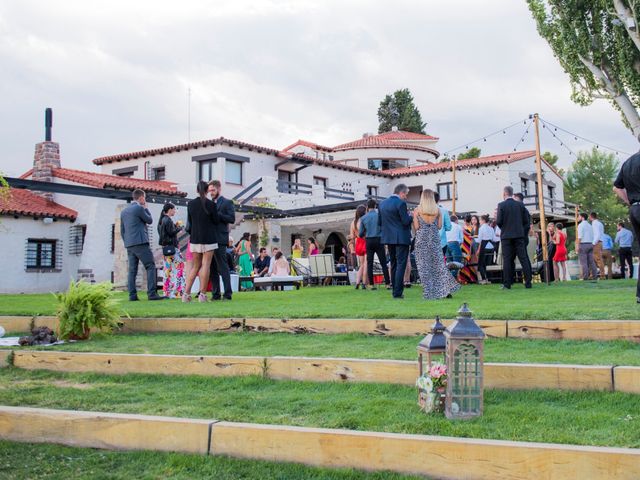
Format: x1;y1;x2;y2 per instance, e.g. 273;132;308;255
508;320;640;342
9;351;618;392
211;421;640;480
0;350;10;368
0;406;213;454
614;366;640;394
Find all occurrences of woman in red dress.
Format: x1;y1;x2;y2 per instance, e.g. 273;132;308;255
552;223;568;281
351;204;369;289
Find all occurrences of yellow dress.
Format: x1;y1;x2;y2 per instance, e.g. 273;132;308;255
291;247;302;274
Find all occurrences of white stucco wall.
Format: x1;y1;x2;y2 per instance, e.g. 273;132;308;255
1;216;79;293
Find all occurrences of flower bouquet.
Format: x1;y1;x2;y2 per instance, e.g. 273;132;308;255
416;363;447;414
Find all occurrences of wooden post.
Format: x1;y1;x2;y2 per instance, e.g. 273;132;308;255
533;114;549;284
452;156;457;215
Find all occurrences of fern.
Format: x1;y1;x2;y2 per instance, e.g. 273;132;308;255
55;281;123;340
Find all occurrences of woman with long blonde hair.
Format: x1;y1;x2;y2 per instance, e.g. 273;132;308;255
413;189;460;299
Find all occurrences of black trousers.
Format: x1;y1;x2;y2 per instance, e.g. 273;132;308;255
387;244;410;298
477;240;491;281
366;237;390;286
210;245;232;299
629;205;640;298
619;247;634;279
501;237;532;287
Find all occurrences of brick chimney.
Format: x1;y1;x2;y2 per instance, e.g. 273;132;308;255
32;108;60;201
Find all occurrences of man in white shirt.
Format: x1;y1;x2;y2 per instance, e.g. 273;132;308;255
590;212;606;280
446;215;464;275
578;213;598;280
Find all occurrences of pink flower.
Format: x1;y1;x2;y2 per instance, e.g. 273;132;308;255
429;364;447;379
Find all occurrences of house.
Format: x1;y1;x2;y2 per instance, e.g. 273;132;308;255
1;125;566;293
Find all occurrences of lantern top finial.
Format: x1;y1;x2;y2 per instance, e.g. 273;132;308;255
418;316;446;352
445;303;485;339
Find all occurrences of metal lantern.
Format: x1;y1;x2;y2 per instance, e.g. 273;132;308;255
417;317;446;410
444;303;485;420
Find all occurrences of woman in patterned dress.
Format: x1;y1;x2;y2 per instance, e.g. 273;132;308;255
157;202;185;299
457;214;478;285
413;190;461;300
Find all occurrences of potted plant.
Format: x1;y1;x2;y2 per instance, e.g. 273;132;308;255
55;281;123;340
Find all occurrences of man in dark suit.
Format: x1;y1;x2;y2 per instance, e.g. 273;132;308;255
497;185;532;289
120;189;165;301
379;184;413;299
208;180;236;300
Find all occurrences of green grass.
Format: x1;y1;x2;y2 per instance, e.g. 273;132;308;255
17;332;640;366
1;281;638;320
0;441;421;480
1;368;638;448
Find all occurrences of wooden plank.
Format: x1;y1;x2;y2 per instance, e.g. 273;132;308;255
508;320;640;342
0;405;212;454
121;317;507;337
211;421;640;480
13;351;265;378
0;350;11;368
614;366;640;394
0;316;57;333
485;363;613;391
11;351;617;392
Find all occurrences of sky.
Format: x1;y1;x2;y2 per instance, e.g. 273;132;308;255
0;0;638;178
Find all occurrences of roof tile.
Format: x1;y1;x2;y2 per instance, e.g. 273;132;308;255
0;188;77;220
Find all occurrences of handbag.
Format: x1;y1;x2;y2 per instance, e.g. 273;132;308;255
162;245;176;256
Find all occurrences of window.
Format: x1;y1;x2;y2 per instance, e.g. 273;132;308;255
68;225;87;255
112;166;137;177
520;178;528;197
313;176;327;188
199;160;215;182
110;224;115;253
115;171;134;178
547;185;555;199
436;182;457;201
26;239;57;270
152;166;165;181
367;185;379;197
367;158;407;171
225;160;242;185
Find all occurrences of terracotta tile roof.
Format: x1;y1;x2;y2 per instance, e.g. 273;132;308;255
280;152;388;177
376;130;439;141
93;137;282;165
282;139;334;152
0;188;77;220
21;167;186;196
388;151;537;177
333;135;440;156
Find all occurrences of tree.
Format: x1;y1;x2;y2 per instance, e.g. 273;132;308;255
457;147;482;160
542;151;566;176
377;88;427;134
527;0;640;139
564;147;628;235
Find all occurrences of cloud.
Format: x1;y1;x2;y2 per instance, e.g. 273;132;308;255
0;0;636;177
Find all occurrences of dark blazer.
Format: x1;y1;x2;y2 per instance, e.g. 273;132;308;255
378;195;413;245
214;196;236;245
496;198;530;240
187;197;219;244
120;202;153;248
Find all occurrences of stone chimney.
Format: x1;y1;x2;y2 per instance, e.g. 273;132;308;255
32;108;60;201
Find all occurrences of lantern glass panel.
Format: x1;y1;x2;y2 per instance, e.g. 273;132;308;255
451;342;481;414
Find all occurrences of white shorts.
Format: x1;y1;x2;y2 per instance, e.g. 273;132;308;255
190;243;218;253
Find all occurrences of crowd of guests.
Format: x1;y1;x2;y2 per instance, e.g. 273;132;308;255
121;150;640;304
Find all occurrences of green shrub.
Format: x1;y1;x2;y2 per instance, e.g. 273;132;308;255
55;281;123;340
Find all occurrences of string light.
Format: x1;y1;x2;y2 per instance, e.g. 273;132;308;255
539;117;631;156
442;118;529;156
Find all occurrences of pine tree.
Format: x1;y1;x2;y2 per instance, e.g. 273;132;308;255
377;89;427;134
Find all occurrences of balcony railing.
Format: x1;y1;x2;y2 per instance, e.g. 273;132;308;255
325;187;355;201
523;195;578;219
277;179;313;195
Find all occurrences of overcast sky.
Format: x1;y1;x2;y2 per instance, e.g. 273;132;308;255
1;0;637;177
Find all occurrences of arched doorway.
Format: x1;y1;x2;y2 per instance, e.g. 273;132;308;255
323;232;347;262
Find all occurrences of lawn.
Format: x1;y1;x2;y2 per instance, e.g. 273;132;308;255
0;441;422;480
1;369;639;448
17;332;640;366
0;281;638;320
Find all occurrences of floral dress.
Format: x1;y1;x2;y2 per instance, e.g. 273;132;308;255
414;214;461;299
163;250;186;299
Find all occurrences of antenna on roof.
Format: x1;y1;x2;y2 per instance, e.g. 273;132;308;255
45;108;53;141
